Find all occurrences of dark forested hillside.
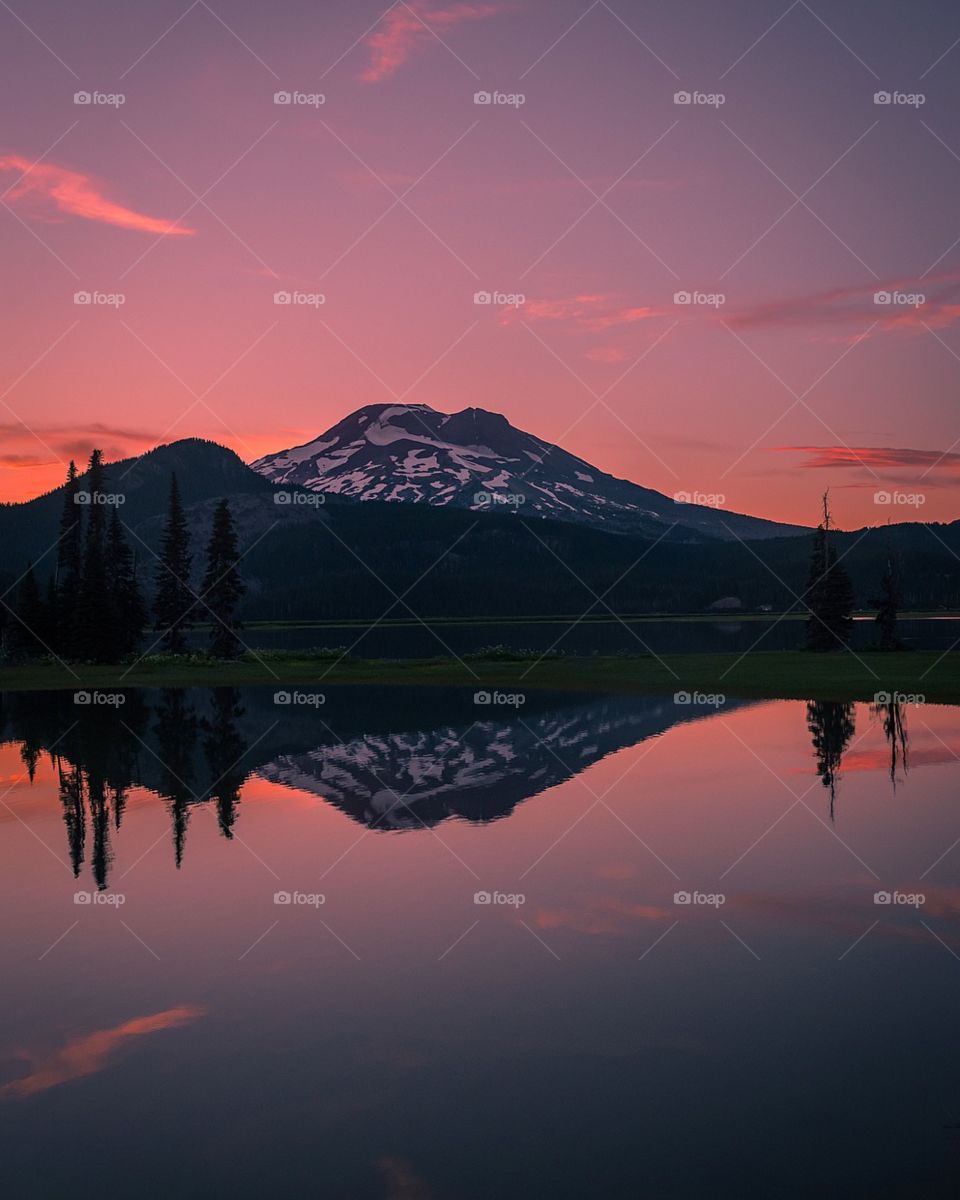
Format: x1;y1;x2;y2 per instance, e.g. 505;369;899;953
2;438;959;622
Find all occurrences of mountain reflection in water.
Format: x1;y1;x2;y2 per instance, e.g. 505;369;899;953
0;686;912;891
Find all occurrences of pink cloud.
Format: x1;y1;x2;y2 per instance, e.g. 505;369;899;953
1;1005;205;1098
506;293;670;331
361;1;503;83
0;155;195;236
730;270;960;335
773;445;960;472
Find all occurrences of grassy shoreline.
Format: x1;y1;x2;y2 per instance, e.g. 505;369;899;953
1;651;958;703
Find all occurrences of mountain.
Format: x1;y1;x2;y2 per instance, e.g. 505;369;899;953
251;403;806;542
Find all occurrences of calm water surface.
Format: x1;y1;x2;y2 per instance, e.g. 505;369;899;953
212;615;960;657
0;686;958;1198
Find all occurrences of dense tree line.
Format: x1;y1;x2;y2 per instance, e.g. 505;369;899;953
4;453;246;663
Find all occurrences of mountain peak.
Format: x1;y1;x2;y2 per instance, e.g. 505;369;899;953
252;405;806;540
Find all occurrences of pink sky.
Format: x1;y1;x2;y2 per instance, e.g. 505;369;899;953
1;0;959;527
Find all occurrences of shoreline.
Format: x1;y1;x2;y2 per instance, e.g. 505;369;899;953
1;650;957;703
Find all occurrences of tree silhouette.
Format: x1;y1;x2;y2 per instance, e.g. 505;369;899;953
202;687;248;837
10;562;47;658
805;492;854;652
806;700;856;819
874;548;903;651
106;506;146;659
202;500;246;659
74;450;114;662
154;474;194;654
55;459;83;657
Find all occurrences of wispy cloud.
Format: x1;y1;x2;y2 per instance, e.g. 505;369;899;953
507;293;669;331
731;270;960;335
0;422;161;470
0;155;195;236
361;1;503;83
1;1005;205;1098
774;445;960;472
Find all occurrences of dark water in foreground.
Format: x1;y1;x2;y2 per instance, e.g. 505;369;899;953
0;686;958;1198
208;615;960;657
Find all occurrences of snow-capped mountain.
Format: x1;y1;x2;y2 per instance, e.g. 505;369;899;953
251;403;806;540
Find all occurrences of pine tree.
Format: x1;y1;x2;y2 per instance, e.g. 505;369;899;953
11;562;48;658
153;474;194;654
74;450;113;662
106;506;146;659
202;499;246;658
874;550;902;651
55;460;83;657
805;492;854;651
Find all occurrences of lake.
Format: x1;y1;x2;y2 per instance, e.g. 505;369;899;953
0;685;958;1197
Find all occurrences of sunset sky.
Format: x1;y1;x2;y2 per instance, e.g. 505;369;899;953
1;0;959;526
